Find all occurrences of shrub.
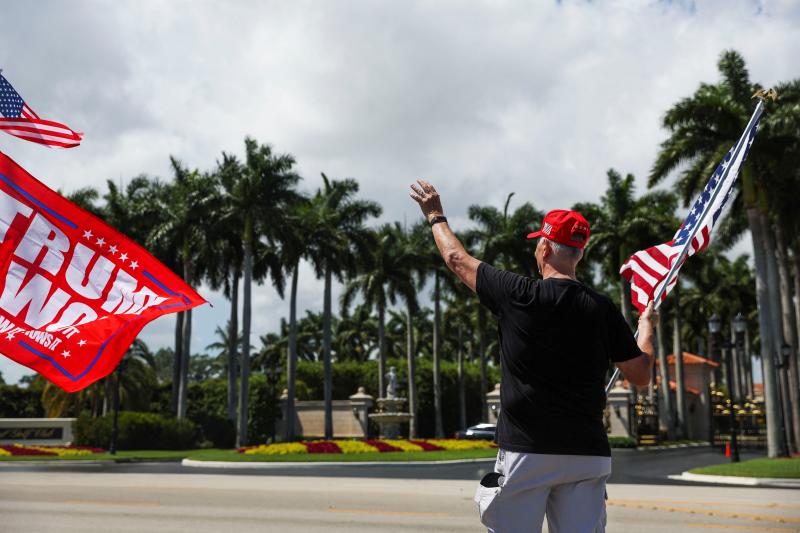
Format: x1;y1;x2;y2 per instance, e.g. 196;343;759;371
73;411;198;450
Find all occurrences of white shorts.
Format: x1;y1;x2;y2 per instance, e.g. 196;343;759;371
474;449;611;533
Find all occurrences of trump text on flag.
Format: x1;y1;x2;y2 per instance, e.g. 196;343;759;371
0;152;204;392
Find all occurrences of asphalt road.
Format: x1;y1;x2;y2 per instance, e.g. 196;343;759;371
0;472;797;533
0;446;767;486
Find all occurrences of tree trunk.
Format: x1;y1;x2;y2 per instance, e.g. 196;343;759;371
172;311;184;414
378;302;386;398
656;316;676;441
774;224;800;453
672;286;687;439
747;207;783;457
458;323;466;431
478;305;488;422
236;237;253;447
744;325;754;399
761;213;794;454
406;302;417;439
227;268;240;423
177;253;192;420
285;260;300;442
433;272;444;438
323;266;333;440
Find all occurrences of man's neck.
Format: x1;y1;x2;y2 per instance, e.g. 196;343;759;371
541;264;577;281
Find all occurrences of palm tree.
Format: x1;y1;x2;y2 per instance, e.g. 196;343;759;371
649;50;786;456
341;224;419;402
149;158;219;419
302;173;380;439
333;304;378;363
464;194;542;419
413;220;456;438
224;138;300;446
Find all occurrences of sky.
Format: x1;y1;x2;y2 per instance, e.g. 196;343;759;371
1;0;798;384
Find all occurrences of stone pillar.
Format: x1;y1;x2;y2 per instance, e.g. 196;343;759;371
349;387;374;439
486;383;501;424
607;384;633;437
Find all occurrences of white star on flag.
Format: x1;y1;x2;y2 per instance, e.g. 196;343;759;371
83;229;93;239
119;253;128;263
108;245;118;255
6;332;14;340
96;237;105;247
77;340;87;347
62;350;71;358
129;260;139;270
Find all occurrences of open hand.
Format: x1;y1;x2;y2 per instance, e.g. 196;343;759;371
409;179;445;223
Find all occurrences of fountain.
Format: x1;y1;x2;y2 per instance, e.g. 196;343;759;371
368;366;412;439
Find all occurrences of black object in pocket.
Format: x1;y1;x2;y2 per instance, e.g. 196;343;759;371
480;471;504;488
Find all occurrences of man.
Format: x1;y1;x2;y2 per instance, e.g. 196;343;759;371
409;179;655;533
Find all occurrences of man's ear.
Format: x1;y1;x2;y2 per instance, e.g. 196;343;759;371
541;239;552;259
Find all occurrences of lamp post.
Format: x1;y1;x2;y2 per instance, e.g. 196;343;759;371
732;313;746;400
708;313;722;386
709;313;739;462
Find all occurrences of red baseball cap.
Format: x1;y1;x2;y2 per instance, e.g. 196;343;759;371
527;209;591;249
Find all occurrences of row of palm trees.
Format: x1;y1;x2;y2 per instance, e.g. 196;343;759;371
65;49;798;452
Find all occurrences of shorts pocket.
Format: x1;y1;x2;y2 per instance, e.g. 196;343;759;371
474;472;504;522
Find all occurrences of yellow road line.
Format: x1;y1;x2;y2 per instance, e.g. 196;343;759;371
327;507;449;517
63;499;160;507
610;499;800;511
686;522;800;532
608;501;800;525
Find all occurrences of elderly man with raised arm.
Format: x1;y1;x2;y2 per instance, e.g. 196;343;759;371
409;179;656;533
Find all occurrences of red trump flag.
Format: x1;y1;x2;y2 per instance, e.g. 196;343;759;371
0;151;206;392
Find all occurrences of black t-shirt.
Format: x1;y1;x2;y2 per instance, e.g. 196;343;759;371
476;262;641;457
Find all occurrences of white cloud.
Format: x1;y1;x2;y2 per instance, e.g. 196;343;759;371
1;0;798;383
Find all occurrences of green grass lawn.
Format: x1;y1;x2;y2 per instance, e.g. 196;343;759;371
0;447;498;463
0;450;196;462
689;457;800;479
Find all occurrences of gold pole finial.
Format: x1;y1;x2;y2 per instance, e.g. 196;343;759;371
752;88;778;102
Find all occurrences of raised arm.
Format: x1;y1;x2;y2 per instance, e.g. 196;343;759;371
409;179;481;292
616;303;657;388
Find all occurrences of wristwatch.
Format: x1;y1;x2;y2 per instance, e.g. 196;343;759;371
429;215;448;227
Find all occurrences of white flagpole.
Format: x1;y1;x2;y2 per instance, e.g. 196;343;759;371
604;98;766;395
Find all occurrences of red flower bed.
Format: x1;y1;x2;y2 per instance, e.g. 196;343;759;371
408;439;444;451
0;445;56;456
304;441;342;454
365;439;402;452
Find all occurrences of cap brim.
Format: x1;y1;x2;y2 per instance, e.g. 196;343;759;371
527;231;542;240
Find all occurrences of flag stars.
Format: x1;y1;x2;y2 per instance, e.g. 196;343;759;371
96;237;105;247
108;245;118;255
5;332;14;340
129;260;139;270
77;340;87;347
62;350;71;359
83;229;93;239
119;253;128;263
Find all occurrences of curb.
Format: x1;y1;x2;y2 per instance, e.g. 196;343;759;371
182;457;497;469
669;471;800;488
635;442;710;452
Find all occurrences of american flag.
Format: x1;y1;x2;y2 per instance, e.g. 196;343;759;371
0;72;82;148
619;100;764;313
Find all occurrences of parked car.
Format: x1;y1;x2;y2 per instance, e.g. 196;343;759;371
454;423;496;440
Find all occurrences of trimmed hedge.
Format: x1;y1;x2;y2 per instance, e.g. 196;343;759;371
73;411;197;450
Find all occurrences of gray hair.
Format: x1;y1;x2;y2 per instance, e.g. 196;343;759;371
542;238;583;262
